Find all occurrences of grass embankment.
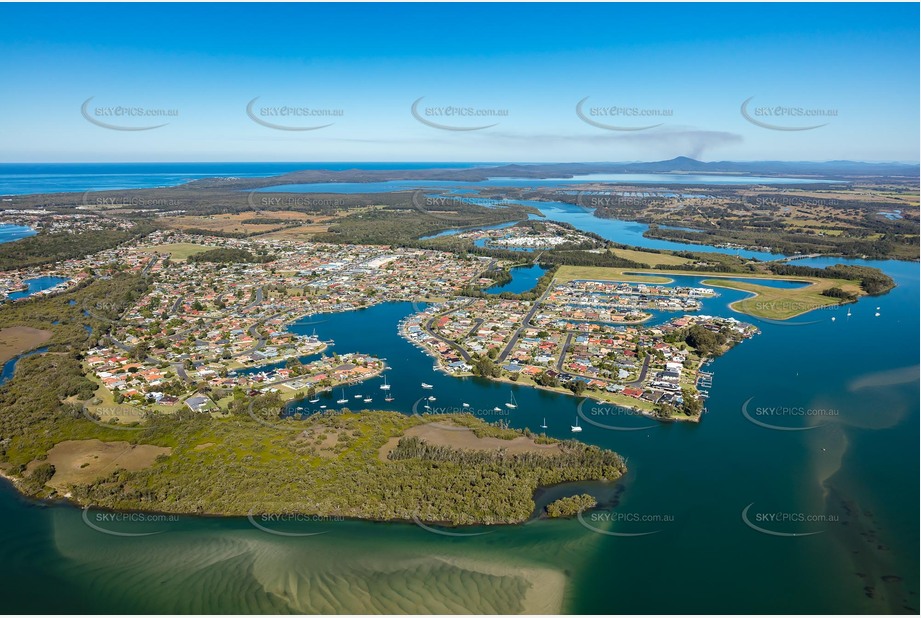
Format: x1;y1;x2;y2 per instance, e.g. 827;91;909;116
609;248;691;267
699;277;861;320
552;265;866;320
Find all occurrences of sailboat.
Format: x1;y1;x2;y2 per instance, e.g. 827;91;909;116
384;393;394;402
308;393;320;403
846;309;852;317
540;418;548;429
380;375;391;390
363;397;372;403
505;392;518;409
421;382;433;389
336;389;348;404
462;402;470;408
571;417;582;432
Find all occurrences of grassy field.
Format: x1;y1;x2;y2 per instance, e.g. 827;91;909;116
137;243;212;260
552;265;862;320
700;277;861;320
609;248;692;267
159;210;322;235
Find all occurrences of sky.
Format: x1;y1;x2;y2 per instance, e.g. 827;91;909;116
0;3;917;163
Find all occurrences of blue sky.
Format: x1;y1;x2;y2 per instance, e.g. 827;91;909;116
0;3;917;163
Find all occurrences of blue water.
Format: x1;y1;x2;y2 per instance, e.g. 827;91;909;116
713;277;811;289
0;224;36;243
258;173;841;195
0;163;486;195
5;276;68;300
485;264;548;294
0;346;48;386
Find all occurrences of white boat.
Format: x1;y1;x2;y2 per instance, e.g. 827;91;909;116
875;312;880;317
421;382;433;389
540;418;548;429
493;406;502;412
380;375;391;390
336;389;348;404
462;402;470;408
571;418;582;432
505;392;518;409
385;393;394;402
308;396;320;403
846;309;852;317
427;396;436;401
354;394;363;399
424;403;431;410
320;405;327;409
363;397;372;403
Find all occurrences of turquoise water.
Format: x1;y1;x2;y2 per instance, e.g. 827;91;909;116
0;223;36;243
5;276;68;300
0;170;916;614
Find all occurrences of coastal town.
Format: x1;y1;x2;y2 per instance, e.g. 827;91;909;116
0;224;762;422
402;271;757;421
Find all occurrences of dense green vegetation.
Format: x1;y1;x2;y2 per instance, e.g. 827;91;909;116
545;493;597;518
768;263;895;295
0;228;144;271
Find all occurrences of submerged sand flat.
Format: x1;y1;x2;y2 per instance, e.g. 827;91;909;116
0;326;52;364
29;439;170;490
51;510;568;614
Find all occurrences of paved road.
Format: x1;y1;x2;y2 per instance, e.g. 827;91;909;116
419;301;475;364
244;287;264;310
626;354;652;387
496;281;555;363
